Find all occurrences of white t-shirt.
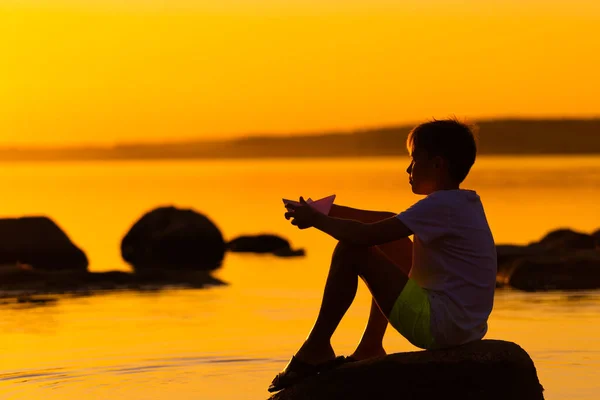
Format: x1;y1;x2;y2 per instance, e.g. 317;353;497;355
396;189;497;348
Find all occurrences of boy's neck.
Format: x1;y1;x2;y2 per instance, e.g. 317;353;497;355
433;180;460;192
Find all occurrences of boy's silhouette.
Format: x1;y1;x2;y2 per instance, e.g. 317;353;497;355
270;119;497;392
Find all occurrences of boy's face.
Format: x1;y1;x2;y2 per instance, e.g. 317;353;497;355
406;149;442;195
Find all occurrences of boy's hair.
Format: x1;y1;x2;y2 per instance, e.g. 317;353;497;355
406;118;478;183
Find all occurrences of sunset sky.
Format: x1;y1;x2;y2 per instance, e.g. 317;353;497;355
1;0;599;146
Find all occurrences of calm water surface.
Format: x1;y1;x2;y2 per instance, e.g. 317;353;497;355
0;156;599;399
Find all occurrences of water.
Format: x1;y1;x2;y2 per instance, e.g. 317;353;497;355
0;156;599;399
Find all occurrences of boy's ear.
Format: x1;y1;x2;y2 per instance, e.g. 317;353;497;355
432;155;445;169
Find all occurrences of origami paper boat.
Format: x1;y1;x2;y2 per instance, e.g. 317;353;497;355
282;194;336;215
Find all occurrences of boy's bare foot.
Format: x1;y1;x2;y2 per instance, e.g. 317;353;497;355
349;345;387;361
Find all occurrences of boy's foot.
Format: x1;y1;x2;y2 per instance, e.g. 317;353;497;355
268;341;344;392
268;355;346;393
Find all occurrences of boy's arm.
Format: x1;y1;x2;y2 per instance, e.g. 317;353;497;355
312;214;413;246
329;204;396;223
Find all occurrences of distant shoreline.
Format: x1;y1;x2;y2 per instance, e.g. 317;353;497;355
2;118;599;161
0;153;599;165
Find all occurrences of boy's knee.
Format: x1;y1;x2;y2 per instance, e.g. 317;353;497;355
333;242;371;264
334;241;361;253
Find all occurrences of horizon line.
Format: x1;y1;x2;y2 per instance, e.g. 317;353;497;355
3;115;600;150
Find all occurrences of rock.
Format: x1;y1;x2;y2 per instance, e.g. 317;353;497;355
498;250;600;291
496;228;600;291
497;229;596;270
538;228;596;252
496;244;540;273
227;234;305;257
0;217;88;271
593;229;600;247
0;268;225;300
269;340;544;400
121;206;225;271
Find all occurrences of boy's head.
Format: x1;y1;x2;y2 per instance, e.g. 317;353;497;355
406;118;477;195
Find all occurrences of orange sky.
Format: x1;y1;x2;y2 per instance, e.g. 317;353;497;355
1;1;599;145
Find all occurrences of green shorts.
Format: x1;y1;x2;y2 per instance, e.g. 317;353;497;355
388;278;436;350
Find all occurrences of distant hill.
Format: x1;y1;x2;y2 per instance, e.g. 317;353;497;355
1;118;599;161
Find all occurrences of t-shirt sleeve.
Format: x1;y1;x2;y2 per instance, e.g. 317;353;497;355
396;194;450;244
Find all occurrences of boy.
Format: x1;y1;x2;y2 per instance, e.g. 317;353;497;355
269;119;497;393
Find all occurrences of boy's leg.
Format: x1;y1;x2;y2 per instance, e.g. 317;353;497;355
351;238;413;359
293;242;408;365
350;297;389;360
328;206;413;360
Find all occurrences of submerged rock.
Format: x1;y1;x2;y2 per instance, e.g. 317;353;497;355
269;340;544;400
227;234;305;257
0;268;225;299
121;206;226;271
497;228;600;291
0;216;88;271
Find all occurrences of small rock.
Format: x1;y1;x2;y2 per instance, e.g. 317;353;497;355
227;234;305;257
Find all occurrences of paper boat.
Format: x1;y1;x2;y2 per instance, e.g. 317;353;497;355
282;194;336;215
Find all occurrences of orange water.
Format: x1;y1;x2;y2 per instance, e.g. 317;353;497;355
0;156;599;399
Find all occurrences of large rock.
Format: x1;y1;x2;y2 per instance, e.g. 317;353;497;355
227;234;305;257
121;206;225;271
0;216;88;271
269;340;544;400
496;228;600;291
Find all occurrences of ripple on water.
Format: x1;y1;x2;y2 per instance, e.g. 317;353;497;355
0;355;274;385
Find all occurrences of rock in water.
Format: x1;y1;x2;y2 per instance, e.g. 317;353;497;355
496;228;600;291
268;340;544;400
0;216;88;271
121;206;225;271
227;234;305;257
538;228;597;252
500;250;600;291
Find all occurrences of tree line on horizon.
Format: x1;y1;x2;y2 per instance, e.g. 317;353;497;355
2;118;599;161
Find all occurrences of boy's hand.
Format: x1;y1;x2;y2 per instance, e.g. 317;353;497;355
284;196;319;229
